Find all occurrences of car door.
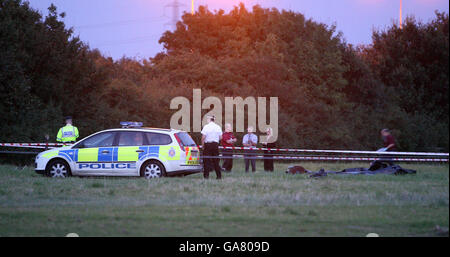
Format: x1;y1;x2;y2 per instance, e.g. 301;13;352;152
72;131;117;175
114;131;147;176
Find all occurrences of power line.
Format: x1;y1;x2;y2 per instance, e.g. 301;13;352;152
94;34;162;47
74;15;167;30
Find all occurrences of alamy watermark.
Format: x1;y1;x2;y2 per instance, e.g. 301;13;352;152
170;89;279;143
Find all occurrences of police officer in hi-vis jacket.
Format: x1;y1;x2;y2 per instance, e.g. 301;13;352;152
56;116;79;144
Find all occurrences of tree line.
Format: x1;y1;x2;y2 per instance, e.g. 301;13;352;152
0;0;448;151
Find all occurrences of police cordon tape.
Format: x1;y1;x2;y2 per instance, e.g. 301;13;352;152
0;150;447;162
200;155;449;162
212;146;449;157
0;143;66;149
0;143;448;162
200;146;449;162
1;142;448;156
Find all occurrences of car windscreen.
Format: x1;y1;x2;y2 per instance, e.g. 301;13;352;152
175;132;197;147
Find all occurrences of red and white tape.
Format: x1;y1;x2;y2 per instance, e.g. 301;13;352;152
225;155;449;162
201;154;448;162
0;143;64;147
0;143;66;149
1;142;448;161
214;146;449;157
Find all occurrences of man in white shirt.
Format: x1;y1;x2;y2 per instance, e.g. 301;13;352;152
201;115;223;179
243;126;258;172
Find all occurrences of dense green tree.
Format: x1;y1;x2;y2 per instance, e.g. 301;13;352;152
155;4;355;149
0;0;63;141
1;0;120;140
361;12;449;151
0;1;448;153
154;5;448;151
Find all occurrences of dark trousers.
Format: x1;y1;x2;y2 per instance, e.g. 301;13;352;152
263;143;275;171
264;150;274;171
244;151;256;172
203;142;222;179
222;149;233;171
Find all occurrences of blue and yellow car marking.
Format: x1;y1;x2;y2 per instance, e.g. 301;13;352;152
159;145;180;161
77;148;97;162
138;146;159;161
98;147;113;162
44;145;181;165
78;163;136;170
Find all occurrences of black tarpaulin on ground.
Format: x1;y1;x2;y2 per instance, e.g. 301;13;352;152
286;161;417;178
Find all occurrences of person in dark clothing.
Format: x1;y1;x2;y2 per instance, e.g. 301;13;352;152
381;128;396;151
377;128;397;165
262;127;275;172
221;123;237;172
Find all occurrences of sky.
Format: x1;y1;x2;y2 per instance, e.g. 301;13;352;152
28;0;449;60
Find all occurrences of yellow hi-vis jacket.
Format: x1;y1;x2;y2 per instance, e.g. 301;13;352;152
56;125;79;143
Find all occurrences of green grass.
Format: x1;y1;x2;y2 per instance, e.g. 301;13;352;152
0;161;448;236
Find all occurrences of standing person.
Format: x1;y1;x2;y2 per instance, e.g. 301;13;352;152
56;116;79;144
380;128;396;152
243;126;258;173
221;123;237;172
201;115;223;179
262;127;276;172
375;128;397;166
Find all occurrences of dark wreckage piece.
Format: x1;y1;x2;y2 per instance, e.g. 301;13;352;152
303;161;417;178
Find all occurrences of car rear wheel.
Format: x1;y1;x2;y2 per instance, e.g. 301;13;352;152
47;159;71;178
141;161;165;179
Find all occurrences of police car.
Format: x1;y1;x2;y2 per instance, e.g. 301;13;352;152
35;122;202;178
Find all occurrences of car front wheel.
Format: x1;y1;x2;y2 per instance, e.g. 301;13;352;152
46;159;71;178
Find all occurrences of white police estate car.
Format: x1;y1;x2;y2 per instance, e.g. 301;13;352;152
35;122;202;178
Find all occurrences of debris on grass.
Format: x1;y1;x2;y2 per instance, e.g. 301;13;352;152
286;162;417;178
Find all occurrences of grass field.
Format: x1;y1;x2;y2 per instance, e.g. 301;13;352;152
0;160;448;237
